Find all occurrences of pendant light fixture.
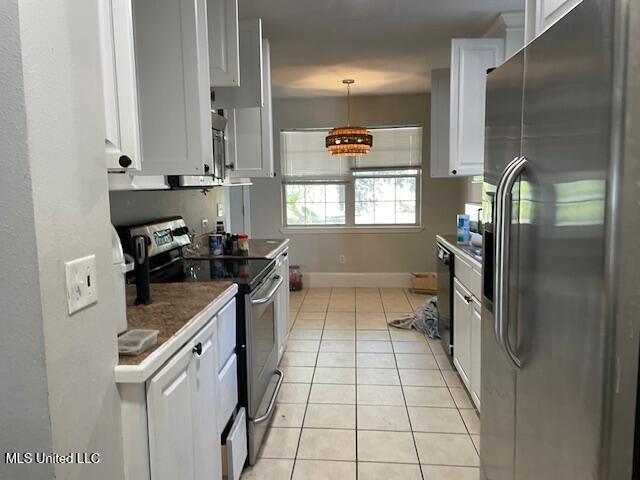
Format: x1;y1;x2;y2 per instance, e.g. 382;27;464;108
325;79;373;156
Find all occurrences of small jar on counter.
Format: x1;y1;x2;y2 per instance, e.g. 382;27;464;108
238;234;249;255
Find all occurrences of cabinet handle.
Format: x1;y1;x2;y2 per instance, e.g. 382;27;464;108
192;342;203;356
119;155;132;168
227;163;235;170
464;295;472;303
204;164;210;173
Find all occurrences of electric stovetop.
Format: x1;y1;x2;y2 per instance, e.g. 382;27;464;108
183;257;275;292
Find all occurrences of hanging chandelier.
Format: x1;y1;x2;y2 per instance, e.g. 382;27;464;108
325;79;373;156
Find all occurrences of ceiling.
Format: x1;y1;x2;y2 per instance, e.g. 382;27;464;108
239;0;524;98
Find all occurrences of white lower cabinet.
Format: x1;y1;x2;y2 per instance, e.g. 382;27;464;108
453;278;472;387
118;297;245;480
276;248;290;361
147;319;221;480
470;298;482;408
453;277;481;410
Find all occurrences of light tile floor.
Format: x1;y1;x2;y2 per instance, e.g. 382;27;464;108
241;287;480;480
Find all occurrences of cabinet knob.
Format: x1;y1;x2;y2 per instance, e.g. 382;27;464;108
228;163;235;170
192;342;203;356
452;169;457;175
464;295;472;303
119;155;132;168
204;164;210;173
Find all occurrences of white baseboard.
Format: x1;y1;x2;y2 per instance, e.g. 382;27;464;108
305;272;412;288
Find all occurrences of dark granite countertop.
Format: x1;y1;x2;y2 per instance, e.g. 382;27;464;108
118;282;234;366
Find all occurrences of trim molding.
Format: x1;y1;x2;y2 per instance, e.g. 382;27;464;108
305;272;413;288
280;226;424;235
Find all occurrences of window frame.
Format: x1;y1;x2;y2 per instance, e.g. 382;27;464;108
281;167;422;230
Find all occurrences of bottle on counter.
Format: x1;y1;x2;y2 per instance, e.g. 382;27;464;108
457;214;471;244
223;233;232;255
231;234;239;256
238;234;249;255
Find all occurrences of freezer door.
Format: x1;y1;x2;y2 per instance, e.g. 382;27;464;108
514;1;613;478
480;50;525;480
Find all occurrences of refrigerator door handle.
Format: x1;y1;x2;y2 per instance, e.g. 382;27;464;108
494;156;528;369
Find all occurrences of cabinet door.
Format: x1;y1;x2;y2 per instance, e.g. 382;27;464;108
212;19;263;109
147;341;197;480
133;0;212;175
430;69;451;178
99;0;142;171
190;321;222;480
449;39;505;177
470;297;482;410
226;40;274;178
208;0;240;87
147;320;221;480
526;0;583;42
453;278;471;388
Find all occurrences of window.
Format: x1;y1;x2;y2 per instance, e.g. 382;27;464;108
285;183;346;225
354;170;419;225
281;127;422;228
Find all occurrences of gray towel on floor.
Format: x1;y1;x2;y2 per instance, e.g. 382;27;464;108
387;296;440;339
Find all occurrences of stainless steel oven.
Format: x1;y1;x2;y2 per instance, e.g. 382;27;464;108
244;268;284;465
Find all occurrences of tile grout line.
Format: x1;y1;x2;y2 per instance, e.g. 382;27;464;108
388;306;426;480
287;286;316;480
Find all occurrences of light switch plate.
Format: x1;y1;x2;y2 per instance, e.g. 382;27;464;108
65;254;98;315
217;203;225;217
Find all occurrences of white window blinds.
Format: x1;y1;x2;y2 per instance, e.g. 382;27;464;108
280;130;351;179
353;126;423;169
281;126;423;179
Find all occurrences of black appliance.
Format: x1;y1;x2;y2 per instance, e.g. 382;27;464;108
437;241;454;357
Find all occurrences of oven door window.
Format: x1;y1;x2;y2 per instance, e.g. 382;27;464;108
252;297;275;377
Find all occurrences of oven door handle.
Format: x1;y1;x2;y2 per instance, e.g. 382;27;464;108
253;369;284;425
250;275;283;305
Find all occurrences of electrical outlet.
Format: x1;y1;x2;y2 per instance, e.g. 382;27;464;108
65;255;98;315
339;254;346;264
217;203;225;217
201;219;209;233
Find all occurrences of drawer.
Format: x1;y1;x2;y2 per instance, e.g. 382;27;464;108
217;353;238;434
217;298;237;371
454;255;482;299
221;408;248;480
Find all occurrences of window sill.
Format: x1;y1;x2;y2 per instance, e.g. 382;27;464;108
279;226;424;235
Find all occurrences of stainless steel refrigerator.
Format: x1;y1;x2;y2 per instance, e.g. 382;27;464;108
481;0;640;478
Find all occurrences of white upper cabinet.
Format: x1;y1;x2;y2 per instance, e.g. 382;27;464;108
430;39;504;178
132;0;212;175
208;0;240;87
525;0;583;43
99;0;142;171
430;69;451;178
449;38;504;177
212;19;264;109
226;39;274;178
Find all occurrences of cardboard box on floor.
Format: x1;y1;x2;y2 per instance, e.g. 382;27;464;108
410;272;437;295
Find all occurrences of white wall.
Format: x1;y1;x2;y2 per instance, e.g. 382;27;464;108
1;0;125;478
250;94;465;275
0;1;55;478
